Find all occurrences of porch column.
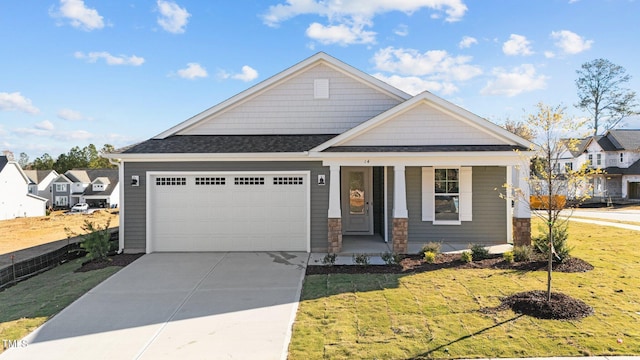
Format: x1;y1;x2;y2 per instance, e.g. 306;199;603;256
392;165;408;254
513;161;531;246
327;165;342;253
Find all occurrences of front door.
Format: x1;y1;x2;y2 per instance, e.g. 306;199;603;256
342;167;373;234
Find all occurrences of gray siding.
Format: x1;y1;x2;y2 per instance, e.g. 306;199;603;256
388;166;507;245
123;161;329;252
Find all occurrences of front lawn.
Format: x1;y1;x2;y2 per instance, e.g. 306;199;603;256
289;220;640;359
0;258;120;353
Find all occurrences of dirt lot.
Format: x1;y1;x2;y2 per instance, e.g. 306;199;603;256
0;210;119;255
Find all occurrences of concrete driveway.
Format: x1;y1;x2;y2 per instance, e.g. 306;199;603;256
1;252;308;360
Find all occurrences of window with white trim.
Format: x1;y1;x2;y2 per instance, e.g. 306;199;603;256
195;177;225;185
56;183;67;192
273;177;303;185
234;177;264;185
155;177;187;186
422;167;472;224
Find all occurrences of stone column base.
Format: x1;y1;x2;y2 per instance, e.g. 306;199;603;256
513;217;531;246
392;218;408;254
328;218;342;253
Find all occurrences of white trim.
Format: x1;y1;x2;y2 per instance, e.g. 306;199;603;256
327;165;341;218
392;165;408;218
383;166;389;243
118;162;125;253
421;167;434;221
459;167;472;221
145;170;311;253
506;165;513;244
422;166;472;225
106;153;311;161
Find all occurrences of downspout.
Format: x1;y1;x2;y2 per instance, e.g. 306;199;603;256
108;157;125;254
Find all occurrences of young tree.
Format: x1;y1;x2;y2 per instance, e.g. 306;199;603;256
575;58;639;135
526;103;596;301
503;119;536;141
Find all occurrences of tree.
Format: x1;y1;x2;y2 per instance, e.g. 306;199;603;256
503;119;536;141
18;152;29;169
32;153;55;170
89;144;117;169
525;103;596;301
575;58;639;135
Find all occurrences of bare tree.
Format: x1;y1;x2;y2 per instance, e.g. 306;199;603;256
575;58;639;135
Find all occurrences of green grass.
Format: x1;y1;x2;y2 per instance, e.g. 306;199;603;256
0;258;120;353
289;220;640;359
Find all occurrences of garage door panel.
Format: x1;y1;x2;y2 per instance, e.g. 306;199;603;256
150;173;308;252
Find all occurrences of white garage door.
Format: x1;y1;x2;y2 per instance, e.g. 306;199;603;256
148;172;309;252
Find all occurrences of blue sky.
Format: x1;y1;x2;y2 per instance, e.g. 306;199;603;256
1;0;639;159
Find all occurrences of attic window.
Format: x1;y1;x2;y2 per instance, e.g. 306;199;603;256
314;79;329;99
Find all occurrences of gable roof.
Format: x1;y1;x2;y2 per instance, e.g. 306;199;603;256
607;129;640;150
154;52;411;139
0;155;8;173
310;91;534;152
23;170;58;184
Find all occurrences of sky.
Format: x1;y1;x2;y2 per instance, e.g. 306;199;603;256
1;0;640;160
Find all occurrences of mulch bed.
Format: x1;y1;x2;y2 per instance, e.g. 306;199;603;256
482;290;595;320
306;253;594;275
75;253;144;272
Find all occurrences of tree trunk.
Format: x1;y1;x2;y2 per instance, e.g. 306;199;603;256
547;220;553;301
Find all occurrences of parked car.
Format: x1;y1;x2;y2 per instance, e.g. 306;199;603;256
71;203;89;212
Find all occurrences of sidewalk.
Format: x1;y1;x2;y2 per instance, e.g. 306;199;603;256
560;217;640;232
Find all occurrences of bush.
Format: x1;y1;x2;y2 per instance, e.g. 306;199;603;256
352;254;370;266
503;251;514;263
423;251;436;264
381;252;401;265
80;220;114;262
322;253;337;265
532;223;573;262
419;242;441;256
513;245;533;262
461;251;473;263
470;244;491;261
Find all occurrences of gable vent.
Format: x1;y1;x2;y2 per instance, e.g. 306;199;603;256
314;79;329;99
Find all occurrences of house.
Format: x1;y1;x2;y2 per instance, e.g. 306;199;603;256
106;53;534;254
0;155;48;220
559;130;640;201
24;169;59;207
51;169;120;209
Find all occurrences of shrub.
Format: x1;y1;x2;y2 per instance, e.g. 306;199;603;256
513;245;533;262
470;244;491;261
532;223;573;263
381;252;401;265
460;251;473;263
419;242;441;256
322;253;337;265
352;254;370;266
503;251;515;263
423;251;436;264
80;220;114;262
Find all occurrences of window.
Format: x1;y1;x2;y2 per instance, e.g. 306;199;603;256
55;184;67;192
588;154;593;166
234;177;264;185
620;153;624;163
92;184;105;191
565;162;573;172
155;177;186;186
55;196;68;206
273;177;303;185
422;167;472;224
195;177;225;185
596;153;602;166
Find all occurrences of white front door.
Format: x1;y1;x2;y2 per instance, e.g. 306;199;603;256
341;167;373;234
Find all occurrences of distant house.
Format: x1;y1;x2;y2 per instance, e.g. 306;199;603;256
557;130;640;200
24;169;59;207
51;169;120;209
0;155;48;220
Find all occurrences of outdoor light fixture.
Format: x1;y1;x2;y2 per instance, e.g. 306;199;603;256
131;175;139;187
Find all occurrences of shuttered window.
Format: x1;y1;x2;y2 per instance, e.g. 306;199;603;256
422;167;472;224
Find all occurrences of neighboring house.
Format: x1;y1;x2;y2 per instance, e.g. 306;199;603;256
0;155;48;220
51;169;120;209
558;130;640;200
24;169;59;207
106;53;534;254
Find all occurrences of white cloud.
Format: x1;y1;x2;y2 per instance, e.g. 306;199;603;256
544;51;556;59
394;24;409;37
480;64;548;97
0;92;39;114
551;30;593;54
35;120;55;131
50;0;104;31
374;73;458;96
75;51;145;66
57;108;92;121
502;34;533;56
373;47;482;81
177;63;208;80
305;22;376;45
218;65;259;82
458;36;478;49
262;0;467;44
157;0;191;34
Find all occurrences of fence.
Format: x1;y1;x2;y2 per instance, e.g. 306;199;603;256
0;229;118;290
